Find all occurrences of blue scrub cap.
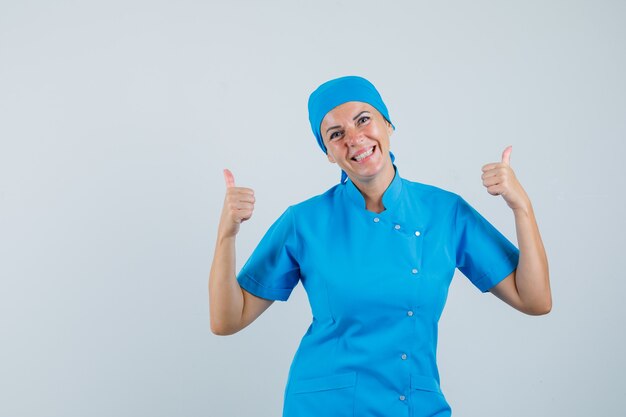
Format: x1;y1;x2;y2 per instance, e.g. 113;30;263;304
307;75;396;183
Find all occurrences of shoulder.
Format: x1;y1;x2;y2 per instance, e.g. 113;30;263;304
287;183;343;217
400;177;463;207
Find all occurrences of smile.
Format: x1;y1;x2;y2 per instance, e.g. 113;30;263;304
352;146;376;162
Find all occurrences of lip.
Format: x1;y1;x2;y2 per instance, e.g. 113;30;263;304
351;145;376;161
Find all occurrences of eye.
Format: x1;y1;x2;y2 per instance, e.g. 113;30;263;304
358;116;370;124
329;131;343;140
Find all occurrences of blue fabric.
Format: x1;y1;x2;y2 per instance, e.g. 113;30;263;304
237;165;519;417
308;75;396;184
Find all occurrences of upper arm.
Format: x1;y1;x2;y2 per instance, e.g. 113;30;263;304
454;196;520;292
239;287;274;330
237;206;301;302
488;269;527;313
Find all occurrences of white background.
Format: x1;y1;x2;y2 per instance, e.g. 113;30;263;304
1;1;624;416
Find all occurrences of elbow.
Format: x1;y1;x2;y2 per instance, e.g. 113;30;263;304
210;325;231;336
524;300;552;316
210;319;241;336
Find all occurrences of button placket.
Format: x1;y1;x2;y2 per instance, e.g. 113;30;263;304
413;230;421;275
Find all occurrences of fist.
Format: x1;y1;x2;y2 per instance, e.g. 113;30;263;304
219;168;255;238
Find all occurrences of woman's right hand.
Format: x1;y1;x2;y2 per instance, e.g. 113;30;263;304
218;168;255;239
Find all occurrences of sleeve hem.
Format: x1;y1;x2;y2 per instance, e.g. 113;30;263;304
237;272;293;301
475;251;520;293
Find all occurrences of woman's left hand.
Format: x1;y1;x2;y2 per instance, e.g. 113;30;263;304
481;146;530;211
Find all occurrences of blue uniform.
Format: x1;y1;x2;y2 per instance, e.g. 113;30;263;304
237;165;519;417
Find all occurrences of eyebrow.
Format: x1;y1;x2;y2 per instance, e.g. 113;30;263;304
325;111;371;135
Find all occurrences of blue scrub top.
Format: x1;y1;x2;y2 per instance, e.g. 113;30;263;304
237;165;519;417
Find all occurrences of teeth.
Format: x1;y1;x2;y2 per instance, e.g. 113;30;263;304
354;147;374;161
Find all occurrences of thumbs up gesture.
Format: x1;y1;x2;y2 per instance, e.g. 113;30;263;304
219;169;256;238
481;146;530;211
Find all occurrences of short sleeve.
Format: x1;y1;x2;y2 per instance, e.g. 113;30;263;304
454;196;520;293
236;206;300;301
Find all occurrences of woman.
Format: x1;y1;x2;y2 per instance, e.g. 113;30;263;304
209;76;551;417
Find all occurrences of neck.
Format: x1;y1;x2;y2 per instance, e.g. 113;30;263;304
351;163;396;213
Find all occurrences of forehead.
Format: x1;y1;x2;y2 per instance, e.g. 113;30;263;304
320;101;377;128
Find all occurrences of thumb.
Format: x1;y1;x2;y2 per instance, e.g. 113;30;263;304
223;168;235;188
501;145;512;165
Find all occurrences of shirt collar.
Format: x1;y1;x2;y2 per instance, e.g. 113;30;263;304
344;164;403;212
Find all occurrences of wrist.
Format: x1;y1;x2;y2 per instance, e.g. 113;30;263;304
217;229;238;245
512;201;532;217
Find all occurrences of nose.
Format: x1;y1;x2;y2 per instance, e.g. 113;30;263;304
345;127;363;146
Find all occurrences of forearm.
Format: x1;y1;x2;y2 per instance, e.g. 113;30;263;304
512;198;551;314
209;234;244;335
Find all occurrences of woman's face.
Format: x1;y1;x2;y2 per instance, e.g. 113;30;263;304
320;101;394;184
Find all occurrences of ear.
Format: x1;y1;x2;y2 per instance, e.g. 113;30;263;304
386;120;394;136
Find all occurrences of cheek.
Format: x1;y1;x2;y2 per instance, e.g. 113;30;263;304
325;146;338;162
365;122;383;136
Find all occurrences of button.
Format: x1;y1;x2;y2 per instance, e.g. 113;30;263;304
407;310;414;317
411;268;418;274
399;395;406;401
394;224;401;230
373;217;380;223
414;231;421;236
401;353;407;360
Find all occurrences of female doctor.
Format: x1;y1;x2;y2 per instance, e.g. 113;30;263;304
209;76;551;417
